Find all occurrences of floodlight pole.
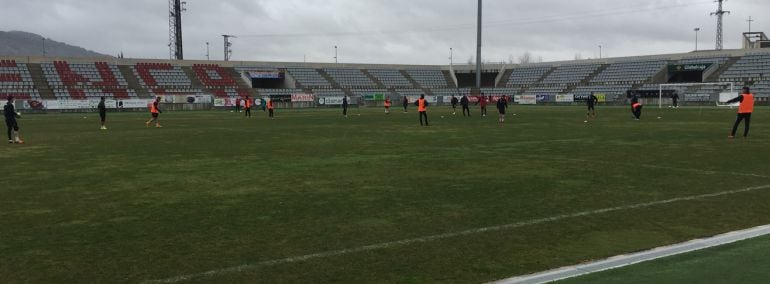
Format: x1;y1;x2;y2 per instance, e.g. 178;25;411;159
475;0;482;89
205;41;210;60
334;45;338;64
694;28;700;51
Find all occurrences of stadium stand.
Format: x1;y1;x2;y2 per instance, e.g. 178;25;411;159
0;59;41;100
505;66;552;87
42;61;136;99
311;89;346;97
719;53;770;83
591;60;667;84
132;62;192;88
572;84;633;97
406;69;451;88
324;68;376;88
541;64;601;85
257;88;306;97
193;64;238;88
286;68;332;88
367;69;413;88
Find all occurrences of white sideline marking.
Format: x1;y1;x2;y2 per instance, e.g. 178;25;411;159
141;184;770;284
493;224;770;284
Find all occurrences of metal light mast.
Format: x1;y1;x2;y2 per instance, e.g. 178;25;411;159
168;0;185;60
711;0;730;50
223;35;236;61
475;0;482;89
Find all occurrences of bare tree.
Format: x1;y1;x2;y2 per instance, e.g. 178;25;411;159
537;56;543;63
518;51;532;64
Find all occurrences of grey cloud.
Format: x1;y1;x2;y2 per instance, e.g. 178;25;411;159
0;0;767;63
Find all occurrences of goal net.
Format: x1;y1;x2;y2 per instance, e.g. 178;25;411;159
657;82;735;108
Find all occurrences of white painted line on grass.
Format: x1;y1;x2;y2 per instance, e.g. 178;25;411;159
141;184;770;284
493;224;770;284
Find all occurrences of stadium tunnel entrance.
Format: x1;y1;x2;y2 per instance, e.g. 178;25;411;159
667;63;712;83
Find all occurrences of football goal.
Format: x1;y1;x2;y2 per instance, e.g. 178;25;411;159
657;82;735;108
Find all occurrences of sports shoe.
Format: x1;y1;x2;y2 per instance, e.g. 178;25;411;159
728;135;735;139
155;124;163;128
8;140;12;143
145;122;150;127
100;126;107;130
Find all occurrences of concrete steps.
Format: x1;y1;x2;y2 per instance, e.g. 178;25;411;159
26;63;55;100
117;65;150;98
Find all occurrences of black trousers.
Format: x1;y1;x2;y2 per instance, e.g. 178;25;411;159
419;111;429;126
6;119;18;140
731;113;752;137
481;106;487;116
403;104;408;112
244;108;251;117
462;105;470;116
269;109;274;118
100;112;106;122
343;106;348;116
632;106;643;119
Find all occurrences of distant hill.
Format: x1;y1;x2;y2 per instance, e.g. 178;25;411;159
0;30;111;58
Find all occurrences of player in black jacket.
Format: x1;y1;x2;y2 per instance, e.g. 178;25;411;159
98;97;107;130
4;96;22;143
460;95;471;117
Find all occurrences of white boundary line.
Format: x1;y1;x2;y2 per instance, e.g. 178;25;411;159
142;184;770;284
493;224;770;284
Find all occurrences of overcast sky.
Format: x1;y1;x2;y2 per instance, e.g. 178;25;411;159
1;0;767;64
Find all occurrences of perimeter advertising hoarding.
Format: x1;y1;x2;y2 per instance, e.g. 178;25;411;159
515;95;537;105
291;94;315;102
43;99;154;110
556;94;575;103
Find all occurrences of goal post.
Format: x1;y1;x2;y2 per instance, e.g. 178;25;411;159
658;82;734;108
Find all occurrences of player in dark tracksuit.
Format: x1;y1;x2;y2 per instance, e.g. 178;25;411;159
402;96;409;113
450;96;459;115
671;93;680;108
497;96;508;124
586;93;598;121
460;95;471;117
342;96;349;118
98;97;107;130
4;96;21;143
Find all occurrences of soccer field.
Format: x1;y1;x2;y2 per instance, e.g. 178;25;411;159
2;106;769;283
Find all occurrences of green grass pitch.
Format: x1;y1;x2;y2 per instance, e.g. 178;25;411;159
1;105;769;283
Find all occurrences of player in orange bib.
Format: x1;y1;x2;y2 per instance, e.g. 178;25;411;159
415;94;429;126
384;96;391;114
267;98;275;119
145;97;163;128
244;95;252;118
727;87;755;138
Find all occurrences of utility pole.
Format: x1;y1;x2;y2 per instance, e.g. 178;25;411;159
205;41;210;60
334;45;338;64
223;35;235;61
475;0;482;89
746;16;754;33
449;47;453;67
42;38;46;56
711;0;730;50
598;44;602;59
